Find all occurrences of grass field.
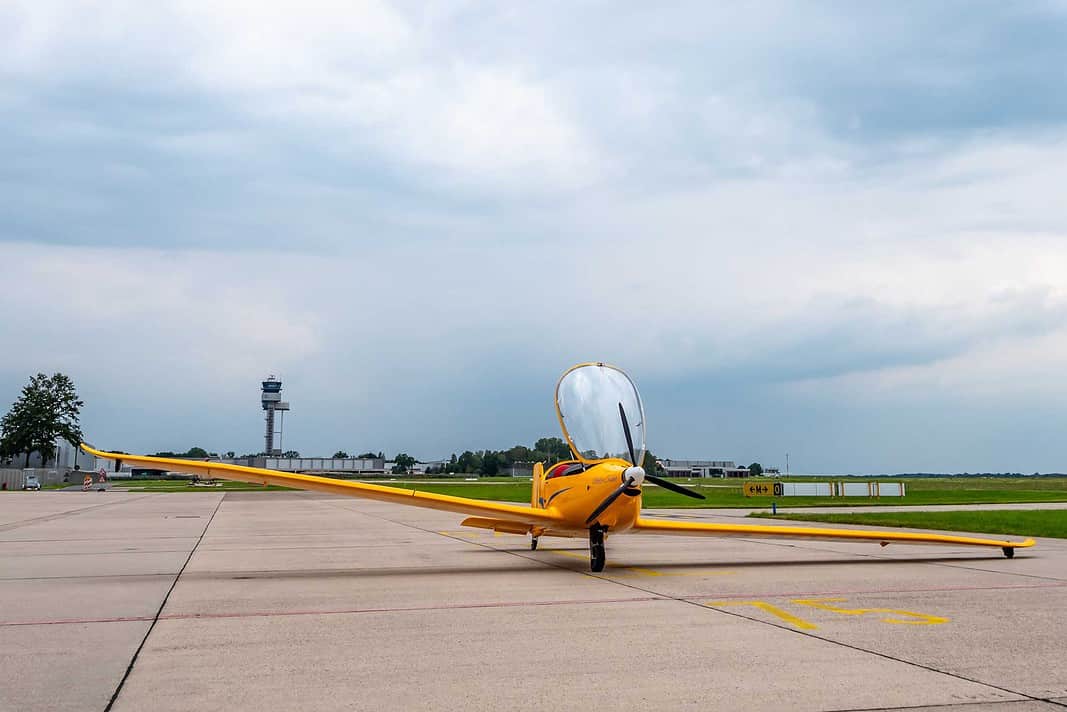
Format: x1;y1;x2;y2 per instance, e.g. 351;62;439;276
750;510;1067;539
360;476;1067;508
105;475;1067;508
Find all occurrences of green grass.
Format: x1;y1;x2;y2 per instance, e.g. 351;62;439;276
102;475;1067;509
379;476;1067;509
748;510;1067;539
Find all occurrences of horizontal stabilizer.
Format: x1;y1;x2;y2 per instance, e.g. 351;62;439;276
461;517;534;535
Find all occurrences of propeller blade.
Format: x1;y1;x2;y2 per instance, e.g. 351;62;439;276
618;402;637;466
645;474;706;500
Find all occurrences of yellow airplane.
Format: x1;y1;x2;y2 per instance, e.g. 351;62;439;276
82;362;1034;571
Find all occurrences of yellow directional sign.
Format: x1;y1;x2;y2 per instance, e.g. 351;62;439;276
743;481;783;497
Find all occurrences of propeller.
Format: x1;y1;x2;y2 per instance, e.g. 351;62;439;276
586;402;704;525
645;473;705;500
584;476;641;524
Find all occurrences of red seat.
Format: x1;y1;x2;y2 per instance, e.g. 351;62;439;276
545;462;584;479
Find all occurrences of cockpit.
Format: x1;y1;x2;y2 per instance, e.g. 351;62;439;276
544;461;585;479
555;362;646;466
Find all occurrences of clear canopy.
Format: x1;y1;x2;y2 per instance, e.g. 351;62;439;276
555;363;646;465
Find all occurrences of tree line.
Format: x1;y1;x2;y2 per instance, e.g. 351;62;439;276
0;373;664;476
425;438;665;476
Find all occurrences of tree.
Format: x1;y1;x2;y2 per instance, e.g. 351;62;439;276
642;451;663;476
151;446;211;458
505;445;532;465
357;451;381;459
392;453;416;474
224;451;236;459
534;437;571;463
480;451;501;476
455;450;480;473
333;451;350;459
1;373;84;467
748;462;763;477
282;450;300;458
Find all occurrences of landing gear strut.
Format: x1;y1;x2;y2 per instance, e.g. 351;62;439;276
530;536;539;551
589;525;607;572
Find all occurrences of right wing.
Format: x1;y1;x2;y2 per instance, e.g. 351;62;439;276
82;445;566;528
631;517;1036;551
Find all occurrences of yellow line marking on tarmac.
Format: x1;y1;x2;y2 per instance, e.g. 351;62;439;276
706;600;819;630
792;598;949;625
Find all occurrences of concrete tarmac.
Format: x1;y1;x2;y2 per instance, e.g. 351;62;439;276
1;491;1064;712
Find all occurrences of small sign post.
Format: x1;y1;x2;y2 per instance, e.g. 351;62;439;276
743;482;784;497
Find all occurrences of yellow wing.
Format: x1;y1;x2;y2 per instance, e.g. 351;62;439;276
81;445;565;528
631;517;1036;551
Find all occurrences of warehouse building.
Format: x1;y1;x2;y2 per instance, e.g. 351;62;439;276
659;459;750;478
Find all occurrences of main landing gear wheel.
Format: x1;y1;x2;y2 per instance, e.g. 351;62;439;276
589;526;606;572
530;537;539;551
1002;546;1015;559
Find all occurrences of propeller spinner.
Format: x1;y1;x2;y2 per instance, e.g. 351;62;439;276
584;400;704;525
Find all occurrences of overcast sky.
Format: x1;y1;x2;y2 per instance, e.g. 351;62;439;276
3;2;1066;473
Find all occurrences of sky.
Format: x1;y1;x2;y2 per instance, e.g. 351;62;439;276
2;1;1066;473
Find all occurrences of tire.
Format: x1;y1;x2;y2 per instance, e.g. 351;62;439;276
590;544;606;572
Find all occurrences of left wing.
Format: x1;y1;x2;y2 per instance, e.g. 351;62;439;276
631;517;1035;552
81;445;566;528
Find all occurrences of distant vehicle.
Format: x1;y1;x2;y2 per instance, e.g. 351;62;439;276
23;474;41;491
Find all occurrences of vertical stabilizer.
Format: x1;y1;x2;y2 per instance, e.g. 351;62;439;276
532;462;544;508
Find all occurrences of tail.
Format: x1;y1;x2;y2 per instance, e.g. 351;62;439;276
532;462;544;508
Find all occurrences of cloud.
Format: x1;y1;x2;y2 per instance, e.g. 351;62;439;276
2;2;1067;470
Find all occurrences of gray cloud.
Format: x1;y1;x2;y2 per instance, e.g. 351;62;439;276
2;2;1067;471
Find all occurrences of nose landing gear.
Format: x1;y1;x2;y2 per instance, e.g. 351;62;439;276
589;525;607;572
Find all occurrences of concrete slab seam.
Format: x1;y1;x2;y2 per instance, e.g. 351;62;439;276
822;697;1067;711
740;538;1066;583
0;494;156;533
316;498;1062;708
697;599;1048;707
103;494;224;712
1;595;669;628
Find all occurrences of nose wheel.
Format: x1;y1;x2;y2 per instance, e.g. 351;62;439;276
589;525;607;572
530;536;539;551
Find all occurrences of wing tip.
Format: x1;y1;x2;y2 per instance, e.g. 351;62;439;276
80;442;107;458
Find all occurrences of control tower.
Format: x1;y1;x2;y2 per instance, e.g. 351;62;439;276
261;376;290;456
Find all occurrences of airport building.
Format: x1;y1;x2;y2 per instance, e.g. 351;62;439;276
216;455;387;474
659;459;751;478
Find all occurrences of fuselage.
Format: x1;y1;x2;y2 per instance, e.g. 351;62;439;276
533;458;641;533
